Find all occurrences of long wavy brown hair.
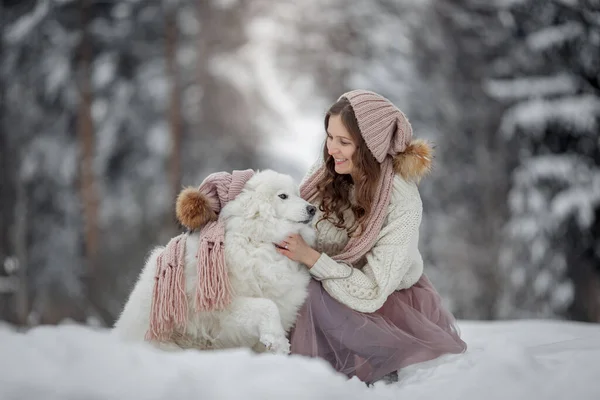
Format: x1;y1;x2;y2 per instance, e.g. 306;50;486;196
316;97;381;237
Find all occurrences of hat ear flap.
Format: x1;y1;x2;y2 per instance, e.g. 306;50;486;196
175;187;218;229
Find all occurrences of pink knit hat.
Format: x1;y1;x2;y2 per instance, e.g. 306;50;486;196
175;170;254;230
197;170;255;214
341;89;413;163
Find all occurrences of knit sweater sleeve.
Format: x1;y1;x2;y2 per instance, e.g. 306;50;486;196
309;180;423;313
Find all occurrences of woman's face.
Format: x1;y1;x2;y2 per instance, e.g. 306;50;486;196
326;114;356;175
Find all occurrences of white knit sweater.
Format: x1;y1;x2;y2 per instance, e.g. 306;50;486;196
302;161;424;313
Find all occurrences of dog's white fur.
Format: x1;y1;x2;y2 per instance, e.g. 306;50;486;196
112;170;315;354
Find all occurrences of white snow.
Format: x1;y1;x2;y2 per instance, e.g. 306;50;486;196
3;256;20;275
526;22;584;51
550;282;575;310
3;0;50;44
147;122;172;158
393;320;600;399
555;0;579;5
44;54;70;99
93;53;117;90
0;276;19;294
1;320;599;399
490;0;527;8
509;155;600;229
112;2;132;20
552;178;600;229
484;74;579;100
500;95;600;139
212;0;240;10
18;136;77;186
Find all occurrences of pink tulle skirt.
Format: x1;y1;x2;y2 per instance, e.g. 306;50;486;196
289;275;467;383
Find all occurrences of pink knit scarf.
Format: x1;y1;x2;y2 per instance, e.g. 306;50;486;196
300;158;396;265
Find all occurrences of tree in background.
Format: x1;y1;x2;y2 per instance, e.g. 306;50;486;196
414;0;600;321
2;0;91;324
490;0;600;322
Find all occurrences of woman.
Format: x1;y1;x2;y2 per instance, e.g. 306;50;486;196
275;90;467;384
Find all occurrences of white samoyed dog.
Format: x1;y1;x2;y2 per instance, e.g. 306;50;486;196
112;170;316;354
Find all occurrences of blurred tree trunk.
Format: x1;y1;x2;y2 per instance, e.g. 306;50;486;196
77;0;98;269
195;0;209;115
0;1;8;321
13;179;29;325
0;7;21;324
77;0;110;325
165;5;181;233
567;208;600;322
0;101;17;324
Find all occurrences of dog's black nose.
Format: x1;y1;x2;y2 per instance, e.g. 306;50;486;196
307;205;316;216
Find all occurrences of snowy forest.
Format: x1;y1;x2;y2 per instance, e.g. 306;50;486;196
1;0;599;328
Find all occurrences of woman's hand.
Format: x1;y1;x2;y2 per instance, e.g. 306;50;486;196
275;233;321;268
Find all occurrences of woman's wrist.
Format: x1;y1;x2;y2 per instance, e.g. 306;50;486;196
303;249;321;269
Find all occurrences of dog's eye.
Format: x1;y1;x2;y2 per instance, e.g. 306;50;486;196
278;193;288;200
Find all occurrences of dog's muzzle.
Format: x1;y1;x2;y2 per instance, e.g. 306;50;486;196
301;205;317;224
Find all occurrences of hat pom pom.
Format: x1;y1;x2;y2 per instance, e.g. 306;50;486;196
175;187;217;229
393;139;433;182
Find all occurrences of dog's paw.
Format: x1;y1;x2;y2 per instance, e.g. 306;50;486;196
259;333;290;355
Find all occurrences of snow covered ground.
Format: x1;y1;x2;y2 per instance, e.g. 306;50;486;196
1;320;599;400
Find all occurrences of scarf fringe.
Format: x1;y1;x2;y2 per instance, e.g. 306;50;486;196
145;223;234;343
195;232;233;312
145;233;189;342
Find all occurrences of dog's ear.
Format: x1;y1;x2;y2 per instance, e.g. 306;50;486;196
241;174;260;192
243;194;276;220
